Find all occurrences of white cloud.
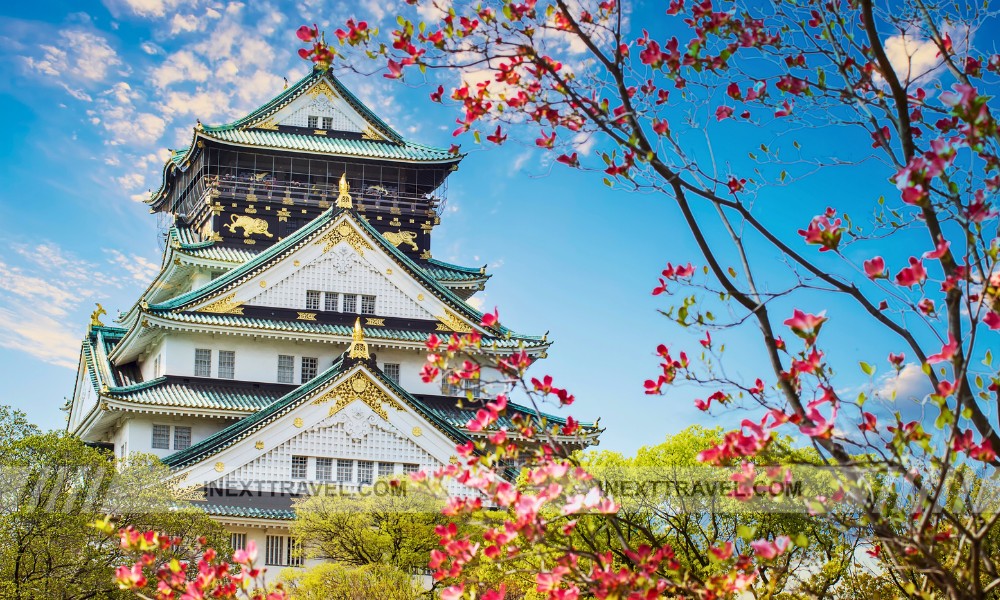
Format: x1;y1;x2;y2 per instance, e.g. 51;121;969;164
102;0;199;18
24;29;122;83
875;363;933;402
169;13;200;34
0;306;83;370
104;249;160;282
151;50;209;88
140;41;163;55
0;242;160;369
116;172;145;190
882;24;970;84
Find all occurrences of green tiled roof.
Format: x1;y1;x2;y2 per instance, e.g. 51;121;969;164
423;258;489;283
149;311;545;348
170;227;255;263
104;377;287;412
81;326;140;390
199;504;295;520
164;357;476;470
164;357;346;468
417;396;597;433
200;128;456;162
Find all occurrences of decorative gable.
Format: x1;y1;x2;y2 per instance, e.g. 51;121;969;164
189;215;475;327
247;244;435;319
220;400;437;487
253;77;386;141
170;365;466;491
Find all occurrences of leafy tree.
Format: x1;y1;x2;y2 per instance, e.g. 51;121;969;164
289;0;1000;596
282;563;424;600
0;407;227;599
580;426;858;597
291;477;449;572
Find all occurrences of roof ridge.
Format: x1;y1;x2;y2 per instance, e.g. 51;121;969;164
426;258;486;274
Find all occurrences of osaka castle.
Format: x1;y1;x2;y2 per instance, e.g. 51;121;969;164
64;66;597;568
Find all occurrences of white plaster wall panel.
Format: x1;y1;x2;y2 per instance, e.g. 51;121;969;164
279;95;364;133
139;338;167;382
247;246;435;320
161;334;345;383
159;332;452;396
124;415;236;459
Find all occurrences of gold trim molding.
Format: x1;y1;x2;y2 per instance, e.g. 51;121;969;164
436;310;473;333
313;372;403;420
316;221;372;255
307;80;338;99
197;293;245;315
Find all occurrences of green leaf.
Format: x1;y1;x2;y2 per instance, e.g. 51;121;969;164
794;533;809;548
737;525;756;540
860;362;875;376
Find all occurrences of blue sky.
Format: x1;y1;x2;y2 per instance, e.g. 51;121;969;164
0;0;987;453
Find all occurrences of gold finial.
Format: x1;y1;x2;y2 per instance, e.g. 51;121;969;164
89;303;107;328
283;77;289;89
336;173;353;209
348;317;369;359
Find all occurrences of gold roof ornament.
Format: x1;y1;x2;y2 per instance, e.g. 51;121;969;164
89;303;107;328
336;173;353;209
348;317;370;359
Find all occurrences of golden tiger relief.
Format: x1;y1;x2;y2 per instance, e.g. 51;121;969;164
225;214;273;238
382;230;419;251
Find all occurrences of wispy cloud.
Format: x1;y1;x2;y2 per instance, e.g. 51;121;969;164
0;241;161;369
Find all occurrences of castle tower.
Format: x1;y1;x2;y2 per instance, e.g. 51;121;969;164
65;67;597;568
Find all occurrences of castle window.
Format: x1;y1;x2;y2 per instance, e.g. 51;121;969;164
153;354;162;378
173;426;192;450
265;535;285;566
358;460;374;485
291;456;308;479
377;462;394;478
230;533;247;551
336;459;353;482
287;538;303;567
301;357;318;383
360;295;376;315
383;363;400;384
306;290;321;311
316;457;333;481
218;350;235;380
277;355;295;384
342;294;357;313
307;115;318;128
443;378;481;398
151;425;170;449
324;292;339;312
402;463;419;475
194;349;211;377
321;116;333;129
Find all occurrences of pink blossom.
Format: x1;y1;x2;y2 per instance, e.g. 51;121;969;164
750;536;791;560
783;309;827;344
926;334;958;364
864;256;886;279
894;257;927;287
